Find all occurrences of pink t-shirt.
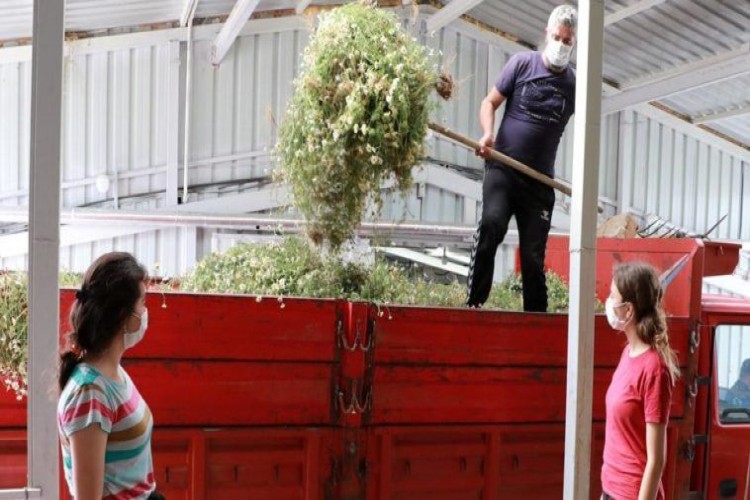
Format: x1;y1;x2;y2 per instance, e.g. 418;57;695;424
601;347;673;500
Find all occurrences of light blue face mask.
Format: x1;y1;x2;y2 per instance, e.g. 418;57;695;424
605;298;630;330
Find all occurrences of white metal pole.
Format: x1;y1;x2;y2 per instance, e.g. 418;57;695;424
165;40;181;206
563;1;604;499
27;0;65;498
183;0;199;204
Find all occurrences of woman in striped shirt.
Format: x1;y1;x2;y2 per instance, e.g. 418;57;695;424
57;252;163;500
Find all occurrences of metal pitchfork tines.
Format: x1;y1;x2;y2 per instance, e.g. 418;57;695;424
637;213;728;240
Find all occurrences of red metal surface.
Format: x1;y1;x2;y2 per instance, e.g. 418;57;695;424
367;304;693;499
363;423;681;499
21;428;335;500
542;237;708;318
0;391;24;429
5;291;344;497
370;308;690;424
0;430;24;489
701;241;742;277
2;238;748;497
699;310;750;500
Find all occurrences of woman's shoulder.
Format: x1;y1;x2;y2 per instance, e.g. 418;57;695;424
62;363;104;390
59;363;113;405
636;349;673;387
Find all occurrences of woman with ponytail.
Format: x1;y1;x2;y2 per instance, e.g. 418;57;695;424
57;252;164;499
601;262;679;500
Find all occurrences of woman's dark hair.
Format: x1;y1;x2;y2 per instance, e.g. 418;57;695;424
58;252;147;390
613;261;680;384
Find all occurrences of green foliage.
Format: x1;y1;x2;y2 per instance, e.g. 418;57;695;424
487;271;572;313
182;237;574;312
59;272;83;288
0;272;81;400
275;2;441;248
0;273;28;401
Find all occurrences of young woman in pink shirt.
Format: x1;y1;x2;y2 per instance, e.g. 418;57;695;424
601;262;680;500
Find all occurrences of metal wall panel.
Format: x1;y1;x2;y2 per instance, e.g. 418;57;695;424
0;60;30;207
619;109;749;240
0;43;173;209
57;228;190;278
187;29;309;187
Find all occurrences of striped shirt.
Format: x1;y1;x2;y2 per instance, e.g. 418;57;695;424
58;363;155;500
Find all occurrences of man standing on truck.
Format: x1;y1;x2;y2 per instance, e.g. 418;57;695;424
467;4;577;312
727;358;750;407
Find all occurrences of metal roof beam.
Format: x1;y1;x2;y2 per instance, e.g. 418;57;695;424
426;0;485;33
212;0;261;65
692;103;750;124
295;0;313;15
377;247;470;276
604;0;667;26
0;225;160;259
0;185;289;257
602;42;750;115
180;0;200;27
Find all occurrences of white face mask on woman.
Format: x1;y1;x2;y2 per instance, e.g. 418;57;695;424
124;308;148;349
605;298;630;331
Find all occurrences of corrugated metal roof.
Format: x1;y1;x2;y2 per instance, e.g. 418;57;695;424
442;0;750;147
663;75;750;118
0;0;325;42
711;116;750;149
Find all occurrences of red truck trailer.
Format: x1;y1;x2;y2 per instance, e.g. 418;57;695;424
0;237;748;499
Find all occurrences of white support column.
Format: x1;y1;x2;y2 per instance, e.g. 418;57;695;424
212;0;261;66
27;0;65;498
564;1;604;499
165;40;181;206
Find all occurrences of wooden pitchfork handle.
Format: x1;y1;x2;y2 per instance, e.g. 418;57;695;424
429;123;604;214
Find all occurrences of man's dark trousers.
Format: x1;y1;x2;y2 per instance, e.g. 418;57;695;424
466;162;555;312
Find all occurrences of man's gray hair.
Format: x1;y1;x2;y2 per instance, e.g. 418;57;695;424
548;4;577;31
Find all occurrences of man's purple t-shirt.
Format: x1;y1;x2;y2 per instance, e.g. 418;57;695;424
494;51;575;177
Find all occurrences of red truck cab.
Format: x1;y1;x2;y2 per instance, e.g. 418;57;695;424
694;295;750;499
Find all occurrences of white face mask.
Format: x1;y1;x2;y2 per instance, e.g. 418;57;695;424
605;298;629;331
124;308;148;350
545;39;573;68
